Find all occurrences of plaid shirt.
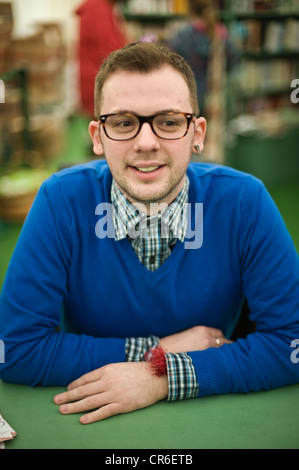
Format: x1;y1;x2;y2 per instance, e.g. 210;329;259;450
111;178;199;401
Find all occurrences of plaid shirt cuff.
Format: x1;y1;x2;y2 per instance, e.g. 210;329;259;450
125;335;160;361
165;352;199;401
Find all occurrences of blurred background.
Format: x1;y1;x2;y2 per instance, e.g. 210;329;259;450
0;0;298;289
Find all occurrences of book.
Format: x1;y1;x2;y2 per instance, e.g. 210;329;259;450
284;19;299;52
263;21;285;53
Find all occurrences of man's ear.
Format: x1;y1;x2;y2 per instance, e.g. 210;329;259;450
193;117;207;153
89;121;104;156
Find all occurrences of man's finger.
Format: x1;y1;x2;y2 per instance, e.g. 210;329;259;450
58;391;111;416
207;327;225;338
54;378;104;405
67;367;105;391
80;402;123;424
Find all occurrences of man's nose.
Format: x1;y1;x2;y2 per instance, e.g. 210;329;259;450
133;122;160;151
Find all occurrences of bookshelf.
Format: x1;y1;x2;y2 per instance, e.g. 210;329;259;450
123;0;188;42
124;0;189;15
225;0;299;183
225;0;299;116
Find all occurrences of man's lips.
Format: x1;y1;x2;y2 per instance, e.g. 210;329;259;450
134;165;162;173
129;162;165;171
128;164;165;179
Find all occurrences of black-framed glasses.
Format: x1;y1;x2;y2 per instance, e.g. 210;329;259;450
98;112;195;141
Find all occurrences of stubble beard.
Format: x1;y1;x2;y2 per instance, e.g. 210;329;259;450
116;171;186;213
106;142;194;213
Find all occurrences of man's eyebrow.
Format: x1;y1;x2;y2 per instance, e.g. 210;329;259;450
105;109;187;115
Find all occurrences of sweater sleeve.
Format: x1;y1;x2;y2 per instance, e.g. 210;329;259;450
188;178;299;396
0;180;126;387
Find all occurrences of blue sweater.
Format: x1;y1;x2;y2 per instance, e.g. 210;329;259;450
0;161;298;396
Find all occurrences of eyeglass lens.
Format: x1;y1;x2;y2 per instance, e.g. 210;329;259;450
103;113;190;140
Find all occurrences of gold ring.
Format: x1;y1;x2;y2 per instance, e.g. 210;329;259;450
216;338;221;346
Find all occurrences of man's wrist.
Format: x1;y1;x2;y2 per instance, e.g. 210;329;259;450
125;337;199;402
125;335;160;362
142;344;199;402
165;352;199;401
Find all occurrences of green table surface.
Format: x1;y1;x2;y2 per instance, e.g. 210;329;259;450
1;380;299;450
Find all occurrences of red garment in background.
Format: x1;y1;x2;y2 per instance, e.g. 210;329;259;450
76;0;127;117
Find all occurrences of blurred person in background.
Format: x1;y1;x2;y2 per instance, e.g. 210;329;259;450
75;0;128;118
167;0;240;162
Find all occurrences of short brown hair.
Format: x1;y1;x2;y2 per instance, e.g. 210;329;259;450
94;41;199;118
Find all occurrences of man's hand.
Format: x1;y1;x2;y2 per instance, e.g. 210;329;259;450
160;325;233;353
54;362;168;424
54;326;231;424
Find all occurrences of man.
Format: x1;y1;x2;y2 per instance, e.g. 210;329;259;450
75;0;127;117
0;42;298;425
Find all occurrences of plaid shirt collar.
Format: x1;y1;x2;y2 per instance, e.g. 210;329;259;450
111;176;189;242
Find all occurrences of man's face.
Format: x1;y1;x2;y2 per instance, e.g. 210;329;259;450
89;66;206;211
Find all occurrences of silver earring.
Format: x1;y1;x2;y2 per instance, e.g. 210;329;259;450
194;144;200;153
